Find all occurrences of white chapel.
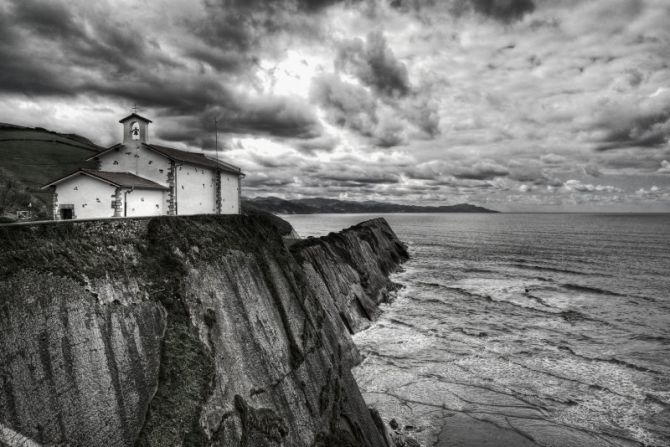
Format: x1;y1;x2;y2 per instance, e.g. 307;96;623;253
43;113;243;220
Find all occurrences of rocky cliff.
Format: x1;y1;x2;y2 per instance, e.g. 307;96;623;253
291;219;409;335
0;215;407;447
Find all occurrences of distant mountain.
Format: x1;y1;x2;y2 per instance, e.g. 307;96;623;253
243;196;498;214
242;196;316;214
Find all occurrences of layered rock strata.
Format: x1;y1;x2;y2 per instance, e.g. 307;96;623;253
0;215;407;447
291;218;409;335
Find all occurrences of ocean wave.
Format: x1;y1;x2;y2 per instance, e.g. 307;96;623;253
631;334;670;344
512;261;589;276
416;280;444;289
444;286;494;302
561;283;625;296
556;345;663;375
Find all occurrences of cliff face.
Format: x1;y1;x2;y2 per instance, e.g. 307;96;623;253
0;215;407;447
291;219;409;336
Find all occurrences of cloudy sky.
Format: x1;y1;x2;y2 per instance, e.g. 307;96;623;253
1;0;670;211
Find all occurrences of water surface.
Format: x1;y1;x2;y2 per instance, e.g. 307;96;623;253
285;213;670;447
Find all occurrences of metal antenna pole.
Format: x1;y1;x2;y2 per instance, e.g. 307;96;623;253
214;117;222;214
214;117;219;160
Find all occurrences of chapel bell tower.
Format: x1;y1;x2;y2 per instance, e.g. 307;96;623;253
119;113;152;144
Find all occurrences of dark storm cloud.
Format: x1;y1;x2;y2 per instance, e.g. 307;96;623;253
389;0;535;23
297;0;348;12
217;97;323;139
310;73;409;147
599;149;670;171
322;170;400;185
156;96;322;145
96;76;323;141
0;3;75;95
195;0;280;53
594;112;670;151
583;164;602;177
184;46;251;73
11;0;77;37
0;0;166;96
405;159;509;183
292;135;340;153
586;91;670;152
13;0;154;72
469;0;535;23
311;74;378;137
509;160;562;186
312;40;439;148
0;0;326;141
336;31;411;98
88;76;232;115
453;161;509;180
403;94;441;138
242;173;295;188
195;0;342;56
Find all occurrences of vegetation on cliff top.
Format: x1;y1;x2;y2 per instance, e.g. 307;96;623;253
0;126;100;216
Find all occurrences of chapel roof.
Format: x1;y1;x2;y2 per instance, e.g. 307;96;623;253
119;113;153;123
143;144;243;175
86;142;243;175
42;169;168;190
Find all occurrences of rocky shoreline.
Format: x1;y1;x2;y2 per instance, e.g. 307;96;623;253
0;215;408;446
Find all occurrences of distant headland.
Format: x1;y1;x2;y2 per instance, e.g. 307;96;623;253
244;196;498;214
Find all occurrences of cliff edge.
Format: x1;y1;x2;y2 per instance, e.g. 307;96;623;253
291;218;409;336
0;215;407;447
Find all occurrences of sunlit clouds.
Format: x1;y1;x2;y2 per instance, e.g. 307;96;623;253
0;0;669;211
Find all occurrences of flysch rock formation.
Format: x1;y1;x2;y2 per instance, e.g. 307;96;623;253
0;215;408;447
291;219;409;336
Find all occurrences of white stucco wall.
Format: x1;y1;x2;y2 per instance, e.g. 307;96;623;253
124;189;165;217
220;171;240;214
97;144;171;187
94;146;241;216
175;163;217;215
54;175;116;219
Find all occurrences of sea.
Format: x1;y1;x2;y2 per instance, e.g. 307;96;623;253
283;213;670;447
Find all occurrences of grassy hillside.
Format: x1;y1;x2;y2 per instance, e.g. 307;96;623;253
0;125;101;218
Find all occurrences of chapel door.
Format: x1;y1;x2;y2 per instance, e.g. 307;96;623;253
60;208;74;220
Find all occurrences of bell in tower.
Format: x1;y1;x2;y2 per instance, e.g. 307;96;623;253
119;112;152;144
130;121;140;140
